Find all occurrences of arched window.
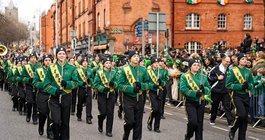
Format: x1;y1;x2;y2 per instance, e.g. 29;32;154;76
218;14;226;30
186;13;200;29
244;14;252;30
184;42;202;54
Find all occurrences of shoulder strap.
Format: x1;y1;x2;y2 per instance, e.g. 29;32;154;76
123;65;136;86
147;68;158;85
36;68;45;82
232;67;245;84
50;64;71;93
98;70;114;92
25;64;34;78
184;73;200;91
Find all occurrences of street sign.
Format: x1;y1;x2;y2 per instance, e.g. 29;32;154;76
136;20;148;37
70;30;76;37
87;34;91;52
148;12;167;57
148;12;167;31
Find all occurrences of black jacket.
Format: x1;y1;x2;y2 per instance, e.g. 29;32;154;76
207;63;229;94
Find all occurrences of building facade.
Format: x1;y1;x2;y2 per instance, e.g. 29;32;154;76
5;0;18;22
94;0;172;53
173;0;264;54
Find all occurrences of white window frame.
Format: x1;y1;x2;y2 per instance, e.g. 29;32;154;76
186;13;200;29
244;14;252;30
218;14;226;30
185;42;201;54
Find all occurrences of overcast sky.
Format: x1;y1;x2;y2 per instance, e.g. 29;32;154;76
1;0;54;29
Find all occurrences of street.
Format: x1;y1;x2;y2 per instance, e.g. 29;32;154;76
0;91;264;140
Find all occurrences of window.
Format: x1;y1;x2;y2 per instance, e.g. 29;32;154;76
184;42;202;54
78;24;81;38
78;2;81;15
82;0;85;12
83;22;85;36
186;13;200;29
104;9;106;27
244;14;252;30
218;14;226;30
97;13;100;28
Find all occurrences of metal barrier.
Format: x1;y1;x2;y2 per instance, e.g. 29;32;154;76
250;89;265;128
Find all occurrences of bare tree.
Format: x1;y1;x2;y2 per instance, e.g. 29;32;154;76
0;13;29;45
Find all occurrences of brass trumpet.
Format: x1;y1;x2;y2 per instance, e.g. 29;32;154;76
0;45;8;56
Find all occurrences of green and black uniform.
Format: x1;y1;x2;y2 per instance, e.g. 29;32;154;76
93;68;118;134
180;71;211;140
118;64;153;140
146;67;167;131
44;62;79;140
21;63;40;123
76;66;94;122
32;65;53;138
7;65;18;111
225;66;254;140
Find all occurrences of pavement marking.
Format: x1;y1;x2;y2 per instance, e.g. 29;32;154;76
164;112;173;116
211;126;229;132
248;136;260;140
145;106;173;116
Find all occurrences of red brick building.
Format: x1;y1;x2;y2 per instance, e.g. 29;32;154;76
173;0;264;54
41;4;55;54
95;0;172;53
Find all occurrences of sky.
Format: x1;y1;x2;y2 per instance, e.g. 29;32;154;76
0;0;55;29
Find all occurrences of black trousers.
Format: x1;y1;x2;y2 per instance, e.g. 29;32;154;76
25;85;38;121
147;90;163;130
11;84;18;110
118;91;123;115
71;88;77;113
230;93;249;140
122;94;144;140
210;92;234;125
166;78;173;102
97;92;115;133
161;87;167;116
76;87;93;119
49;94;72;140
18;85;26;113
185;100;205;140
37;91;52;134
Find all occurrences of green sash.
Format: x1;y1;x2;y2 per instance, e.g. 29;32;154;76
232;67;245;84
25;64;34;78
50;64;71;94
98;70;114;92
36;68;45;82
124;65;142;95
77;68;91;87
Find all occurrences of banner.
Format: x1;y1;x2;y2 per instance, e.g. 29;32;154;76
218;0;228;5
187;0;201;4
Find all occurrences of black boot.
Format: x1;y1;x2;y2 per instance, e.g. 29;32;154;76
98;115;104;133
51;123;60;140
86;117;92;124
122;124;132;140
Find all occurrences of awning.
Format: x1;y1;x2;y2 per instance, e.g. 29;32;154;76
94;45;107;50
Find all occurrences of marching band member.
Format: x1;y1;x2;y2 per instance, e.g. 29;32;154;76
76;57;94;124
147;57;167;133
7;58;18;111
180;58;211;140
32;54;53;139
71;53;82;115
118;50;153;140
16;56;27;115
93;56;118;137
226;53;254;140
21;53;40;124
45;47;79;140
159;58;169;119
